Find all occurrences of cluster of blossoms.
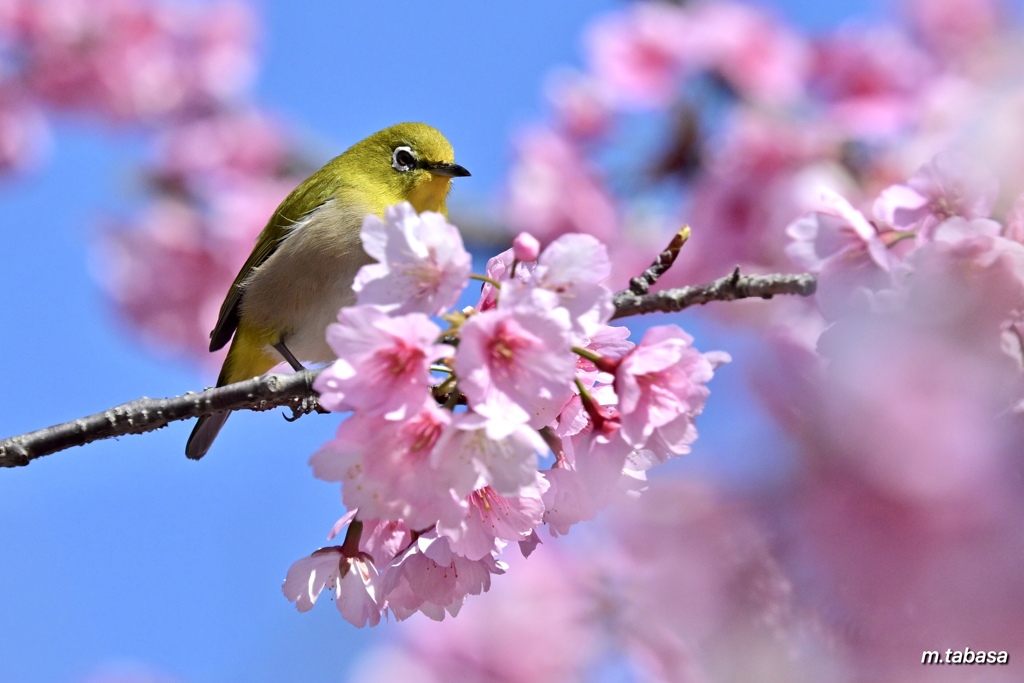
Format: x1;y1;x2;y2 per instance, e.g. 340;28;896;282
0;0;257;171
504;0;1024;288
282;202;729;626
0;0;302;364
787;151;1024;336
347;2;1024;680
779;151;1024;498
97;109;304;363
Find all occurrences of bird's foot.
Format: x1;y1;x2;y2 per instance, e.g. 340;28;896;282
283;395;324;422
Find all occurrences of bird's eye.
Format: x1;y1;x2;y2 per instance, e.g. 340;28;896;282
392;146;416;172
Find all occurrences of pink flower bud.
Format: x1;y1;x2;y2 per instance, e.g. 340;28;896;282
512;231;541;262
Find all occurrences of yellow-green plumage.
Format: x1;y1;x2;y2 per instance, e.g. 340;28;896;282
186;122;469;460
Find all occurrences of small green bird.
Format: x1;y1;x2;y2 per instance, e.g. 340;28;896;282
186;122;470;460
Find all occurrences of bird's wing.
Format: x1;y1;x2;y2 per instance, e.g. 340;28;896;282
208;221;282;351
209;168;343;352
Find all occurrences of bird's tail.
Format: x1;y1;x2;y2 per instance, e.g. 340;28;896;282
186;323;278;460
185;410;230;460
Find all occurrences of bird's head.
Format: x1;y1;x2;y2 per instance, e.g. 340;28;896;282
342;122;470;215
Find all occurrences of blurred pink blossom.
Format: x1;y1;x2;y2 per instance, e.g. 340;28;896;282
10;0;256;122
809;25;935;136
505;127;619;243
152;109;289;181
97;177;294;363
0;88;49;173
351;544;596;683
902;0;1004;58
584;2;692;108
98;199;228;361
873;151;999;237
544;68;615;140
1005;193;1024;243
686;0;808;106
681;112;834;282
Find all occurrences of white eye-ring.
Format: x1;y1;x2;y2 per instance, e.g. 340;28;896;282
392;146;416;172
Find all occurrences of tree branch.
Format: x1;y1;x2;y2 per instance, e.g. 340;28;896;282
0;370;321;468
611;268;817;320
0;269;817;467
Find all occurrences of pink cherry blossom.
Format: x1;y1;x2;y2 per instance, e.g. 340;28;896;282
787;187;896;318
502;232;614;342
584;3;691;108
873;152;999;237
511;231;540;262
786;188;892;274
540;388;639;536
539;467;592;538
313;306;451;420
682;111;831;283
542;433;636;538
903;0;1002;58
355;202;471;316
153;109;290;181
0;88;49;174
14;0;257;122
614;326;730;453
544;68;614;140
505;127;619;243
351;544;597;683
455;302;575;431
282;546;383;628
310;404;465;530
1003;193;1024;243
437;481;548;561
475;245;535;312
431;410;548;497
381;532;505;621
809;25;935;135
575;324;634;386
687;0;809;107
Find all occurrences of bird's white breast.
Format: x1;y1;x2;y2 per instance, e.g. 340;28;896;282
239;199;374;363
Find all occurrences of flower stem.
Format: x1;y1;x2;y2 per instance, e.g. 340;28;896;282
572;346;619;373
341;519;363;556
470;273;502;289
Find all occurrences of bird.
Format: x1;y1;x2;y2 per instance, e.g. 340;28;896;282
185;122;470;460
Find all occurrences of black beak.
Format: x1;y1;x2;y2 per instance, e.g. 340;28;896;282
425;161;471;178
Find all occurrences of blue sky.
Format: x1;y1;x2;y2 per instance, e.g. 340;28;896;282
0;2;896;682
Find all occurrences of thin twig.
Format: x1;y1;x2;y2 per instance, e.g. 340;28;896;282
611;268;817;320
627;226;690;296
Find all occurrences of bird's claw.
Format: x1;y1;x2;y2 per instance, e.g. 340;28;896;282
283;395;322;422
